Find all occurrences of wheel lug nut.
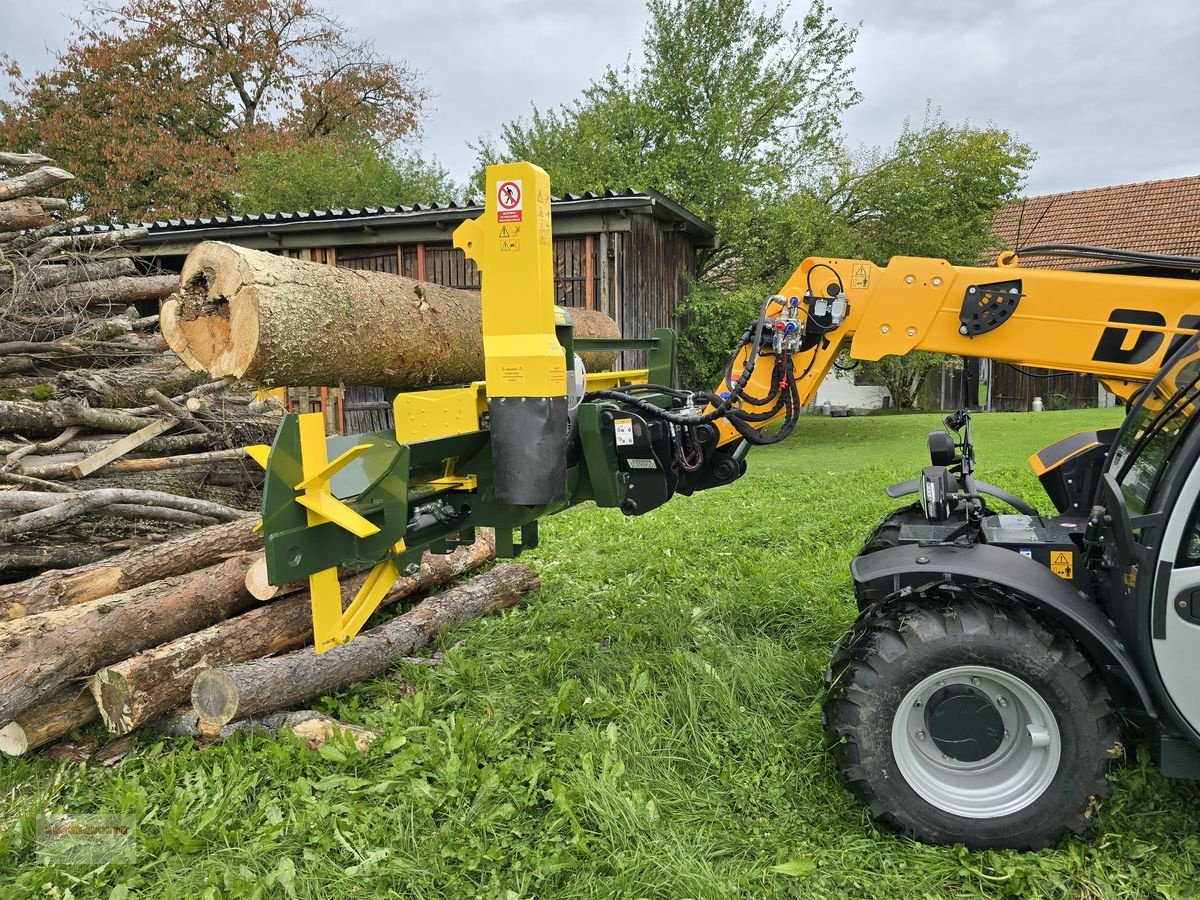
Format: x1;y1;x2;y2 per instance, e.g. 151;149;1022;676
915;730;926;741
970;676;981;686
937;680;946;687
997;696;1008;708
942;753;952;762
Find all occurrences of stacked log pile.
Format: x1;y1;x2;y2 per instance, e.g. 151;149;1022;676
0;153;278;577
0;522;538;757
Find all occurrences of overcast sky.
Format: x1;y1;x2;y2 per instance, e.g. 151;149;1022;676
2;0;1197;198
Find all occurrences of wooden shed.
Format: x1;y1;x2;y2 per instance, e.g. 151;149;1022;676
110;191;715;431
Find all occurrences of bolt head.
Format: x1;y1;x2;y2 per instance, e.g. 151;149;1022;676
915;730;926;741
971;676;981;686
959;325;969;335
404;563;421;576
997;696;1009;708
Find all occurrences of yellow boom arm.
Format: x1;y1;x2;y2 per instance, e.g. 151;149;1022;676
715;252;1200;445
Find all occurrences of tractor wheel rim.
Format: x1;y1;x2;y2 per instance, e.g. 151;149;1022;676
891;664;1062;819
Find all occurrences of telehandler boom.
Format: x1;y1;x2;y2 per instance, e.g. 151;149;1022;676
245;162;1200;849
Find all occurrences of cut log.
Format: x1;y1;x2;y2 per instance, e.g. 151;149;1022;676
0;687;97;756
0;543;113;573
56;359;207;409
0;399;157;438
93;535;495;733
147;708;374;750
0;516;259;619
0;166;73;202
192;562;539;726
22;446;251;480
162;241;620;388
26;226;150;265
23;274;180;309
0;487;238;539
0;432;212;460
0;198;52;231
0;553;260;725
0;258;137;291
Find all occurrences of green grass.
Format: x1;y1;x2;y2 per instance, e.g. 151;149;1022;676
5;408;1200;898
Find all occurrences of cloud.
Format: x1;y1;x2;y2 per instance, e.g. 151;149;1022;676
3;0;1197;197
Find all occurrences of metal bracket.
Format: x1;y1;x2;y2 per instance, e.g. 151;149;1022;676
959;279;1023;337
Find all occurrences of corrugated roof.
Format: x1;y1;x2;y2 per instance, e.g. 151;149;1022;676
80;188;716;242
986;175;1200;269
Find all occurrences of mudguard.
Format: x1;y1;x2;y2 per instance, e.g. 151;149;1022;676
851;542;1157;720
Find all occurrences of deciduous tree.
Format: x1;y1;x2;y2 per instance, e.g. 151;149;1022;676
0;0;427;220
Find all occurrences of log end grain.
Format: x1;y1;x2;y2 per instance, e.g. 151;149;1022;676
0;722;28;755
190;668;241;727
166;242;259;379
92;668;135;735
244;556;280;601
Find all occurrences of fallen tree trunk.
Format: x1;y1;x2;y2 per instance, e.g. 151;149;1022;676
0;553;259;725
0;687;97;755
0;515;258;620
93;535;495;733
162;241;620;388
192;562;539;726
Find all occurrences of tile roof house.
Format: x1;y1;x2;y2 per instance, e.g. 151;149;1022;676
986;175;1200;271
971;175;1200;411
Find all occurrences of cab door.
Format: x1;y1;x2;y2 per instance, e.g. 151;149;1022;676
1151;459;1200;734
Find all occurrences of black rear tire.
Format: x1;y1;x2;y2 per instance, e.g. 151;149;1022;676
823;591;1119;850
858;502;924;556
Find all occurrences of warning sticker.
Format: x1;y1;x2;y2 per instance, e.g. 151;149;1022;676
497;179;522;223
852;264;869;290
500;238;521;252
614;418;634;446
1051;551;1074;580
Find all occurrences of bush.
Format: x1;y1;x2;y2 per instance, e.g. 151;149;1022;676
677;280;771;387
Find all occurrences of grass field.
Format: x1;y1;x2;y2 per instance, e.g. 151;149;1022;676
5;408;1200;898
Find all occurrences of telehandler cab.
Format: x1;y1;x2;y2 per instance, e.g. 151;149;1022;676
245;162;1200;849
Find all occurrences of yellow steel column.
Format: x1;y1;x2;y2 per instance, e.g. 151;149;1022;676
453;162;568;504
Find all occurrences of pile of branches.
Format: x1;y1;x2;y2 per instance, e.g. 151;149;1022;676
0;522;539;759
0;152;281;577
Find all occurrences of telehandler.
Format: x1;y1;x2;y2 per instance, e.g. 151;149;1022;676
248;162;1200;849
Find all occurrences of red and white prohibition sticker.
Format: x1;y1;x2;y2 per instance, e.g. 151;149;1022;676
497;179;523;222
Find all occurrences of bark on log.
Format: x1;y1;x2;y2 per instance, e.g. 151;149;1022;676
0;488;238;539
0;687;97;755
0;399;157;438
0;543;113;573
0;166;73;202
0;433;212;458
23;274;180;309
0;198;52;231
21;446;251;480
192;562;539;726
162;241;620;388
1;258;136;291
26;227;150;265
0;516;258;619
56;359;207;409
93;535;495;733
0;553;259;725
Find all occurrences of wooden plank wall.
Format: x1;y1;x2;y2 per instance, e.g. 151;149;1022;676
989;366;1096;411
